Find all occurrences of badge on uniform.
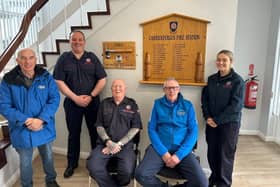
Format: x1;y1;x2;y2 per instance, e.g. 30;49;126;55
223;81;232;88
85;58;92;64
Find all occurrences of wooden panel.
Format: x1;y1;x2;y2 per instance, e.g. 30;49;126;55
141;13;210;84
103;41;136;69
0;116;10;169
0;148;7;169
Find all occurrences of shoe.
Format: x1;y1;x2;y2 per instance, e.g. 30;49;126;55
209;184;217;187
63;165;77;178
208;179;217;187
46;180;60;187
173;184;185;187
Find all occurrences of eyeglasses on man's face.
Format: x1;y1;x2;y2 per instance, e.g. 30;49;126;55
163;86;180;91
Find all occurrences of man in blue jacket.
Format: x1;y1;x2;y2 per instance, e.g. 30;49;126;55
0;48;60;187
135;77;208;187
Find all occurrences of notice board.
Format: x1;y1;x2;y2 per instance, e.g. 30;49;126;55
103;41;136;69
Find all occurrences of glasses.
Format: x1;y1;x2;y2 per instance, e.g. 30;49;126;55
164;86;179;91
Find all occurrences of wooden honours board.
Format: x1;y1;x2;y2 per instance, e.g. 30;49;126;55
140;13;210;86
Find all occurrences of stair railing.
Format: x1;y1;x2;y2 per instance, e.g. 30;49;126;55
0;0;49;73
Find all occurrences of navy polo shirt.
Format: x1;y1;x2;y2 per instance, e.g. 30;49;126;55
53;51;107;95
95;97;143;144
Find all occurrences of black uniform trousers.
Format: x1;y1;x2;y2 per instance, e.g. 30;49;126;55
206;122;240;187
87;144;136;187
64;97;99;167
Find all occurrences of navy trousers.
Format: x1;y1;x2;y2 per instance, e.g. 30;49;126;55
206;122;240;187
135;145;208;187
86;144;136;187
64;97;99;167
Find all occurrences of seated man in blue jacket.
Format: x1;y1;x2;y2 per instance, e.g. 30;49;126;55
135;77;208;187
0;48;60;187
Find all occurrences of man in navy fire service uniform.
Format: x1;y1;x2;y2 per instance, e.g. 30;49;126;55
87;79;142;187
53;30;107;178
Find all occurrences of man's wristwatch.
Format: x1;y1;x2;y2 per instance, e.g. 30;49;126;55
117;141;124;148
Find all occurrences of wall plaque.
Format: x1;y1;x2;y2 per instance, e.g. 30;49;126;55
140;13;210;86
103;41;136;69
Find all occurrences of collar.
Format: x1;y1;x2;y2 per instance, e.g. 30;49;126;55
217;68;234;81
4;65;46;84
108;96;128;105
162;93;183;107
70;51;87;60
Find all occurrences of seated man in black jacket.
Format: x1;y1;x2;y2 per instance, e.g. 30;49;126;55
86;79;142;187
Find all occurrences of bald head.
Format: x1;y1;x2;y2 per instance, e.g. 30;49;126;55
111;79;127;104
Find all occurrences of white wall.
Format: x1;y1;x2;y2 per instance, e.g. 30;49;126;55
265;0;280;142
234;0;273;135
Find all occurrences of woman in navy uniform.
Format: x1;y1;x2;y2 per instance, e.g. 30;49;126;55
201;50;245;187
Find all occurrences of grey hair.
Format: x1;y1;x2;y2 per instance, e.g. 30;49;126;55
17;48;36;58
163;77;179;88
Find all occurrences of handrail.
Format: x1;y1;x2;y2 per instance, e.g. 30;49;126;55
0;0;49;73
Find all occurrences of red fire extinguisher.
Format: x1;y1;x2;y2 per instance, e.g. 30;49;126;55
244;75;258;109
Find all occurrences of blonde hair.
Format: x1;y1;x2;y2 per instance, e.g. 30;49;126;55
217;49;233;62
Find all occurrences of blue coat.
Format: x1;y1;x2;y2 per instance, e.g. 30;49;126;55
148;93;198;160
0;66;60;148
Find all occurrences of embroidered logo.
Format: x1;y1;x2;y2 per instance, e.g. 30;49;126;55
84;58;92;64
122;105;135;113
223;81;232;88
38;85;46;89
126;105;131;110
177;110;186;116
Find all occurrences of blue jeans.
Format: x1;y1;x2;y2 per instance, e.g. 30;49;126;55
135;145;208;187
16;143;57;187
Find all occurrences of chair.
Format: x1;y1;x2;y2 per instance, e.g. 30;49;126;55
88;132;141;187
156;143;200;186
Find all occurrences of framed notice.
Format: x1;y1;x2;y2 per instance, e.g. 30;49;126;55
103;41;136;69
140;13;210;86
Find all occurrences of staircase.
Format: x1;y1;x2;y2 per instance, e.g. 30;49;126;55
41;0;110;69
